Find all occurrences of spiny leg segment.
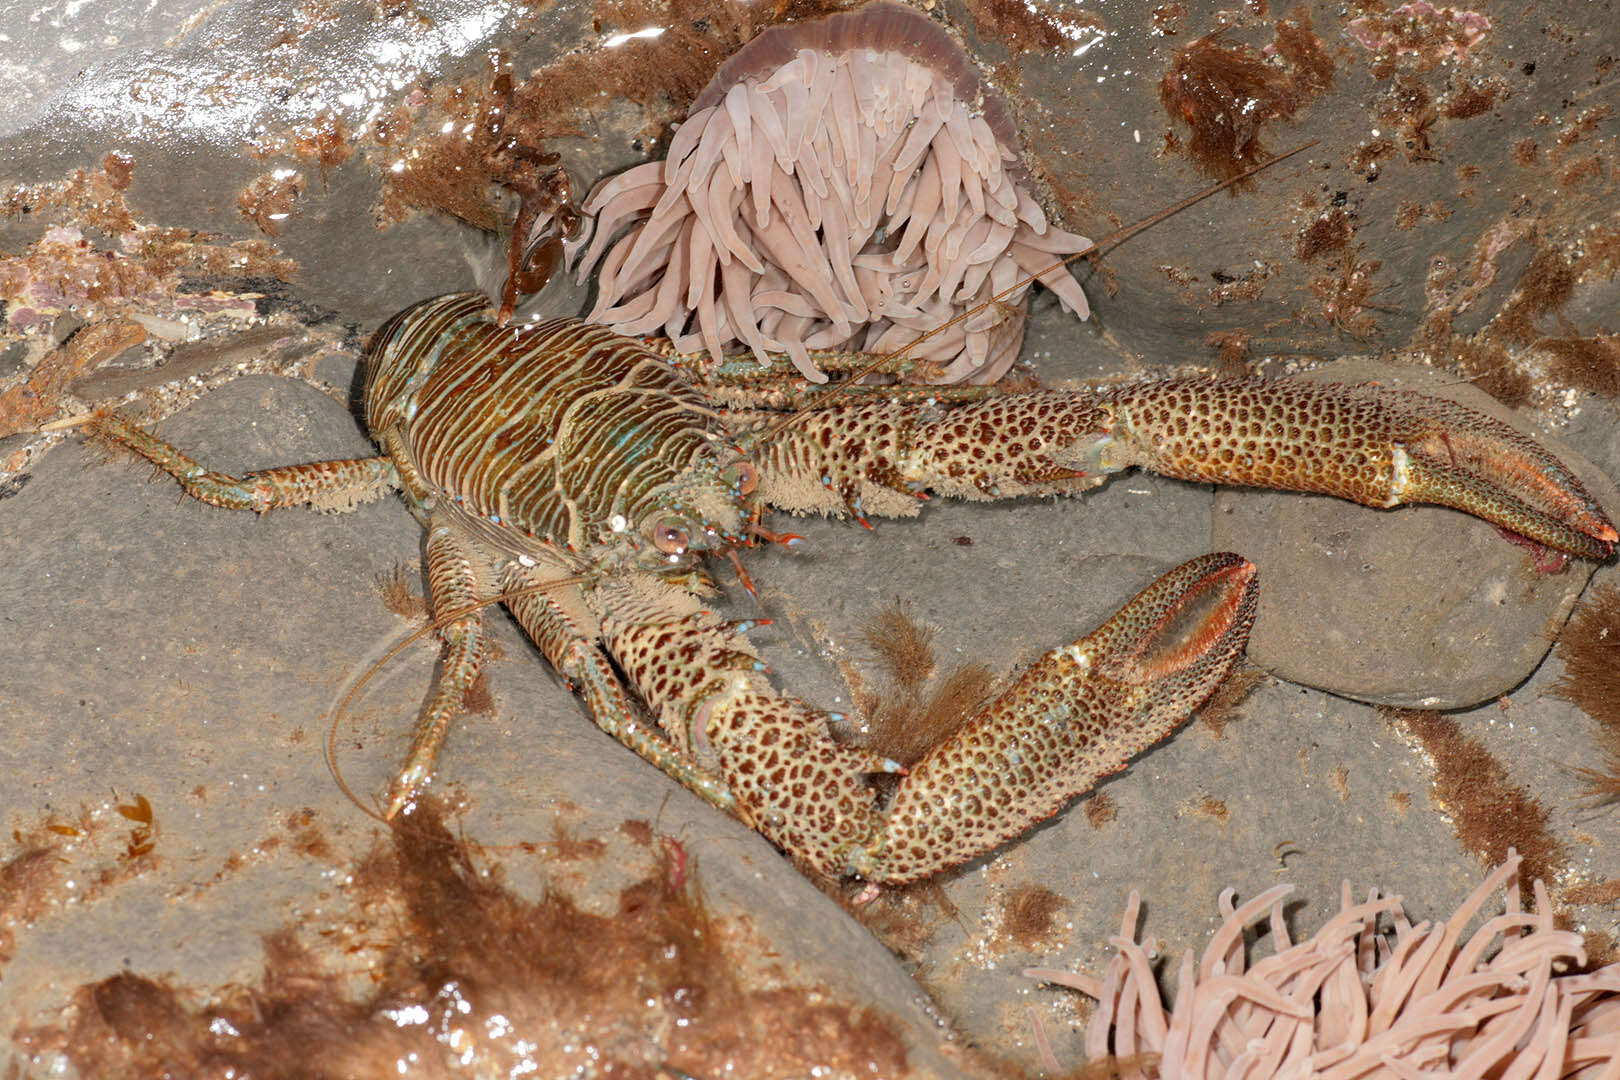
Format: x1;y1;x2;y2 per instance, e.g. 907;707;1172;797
90;411;398;512
87;406;744;822
385;517;489;816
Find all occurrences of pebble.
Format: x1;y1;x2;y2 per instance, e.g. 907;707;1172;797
1212;358;1618;708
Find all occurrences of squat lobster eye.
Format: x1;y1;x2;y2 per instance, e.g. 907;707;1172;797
652;518;691;556
722;460;758;496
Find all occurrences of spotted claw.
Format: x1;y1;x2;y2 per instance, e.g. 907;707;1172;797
850;552;1261;884
1375;391;1616;561
1101;379;1616;562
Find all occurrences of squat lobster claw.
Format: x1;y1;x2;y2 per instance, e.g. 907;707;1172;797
76;294;1614;889
1091;379;1618;562
844;551;1260;883
738;374;1617;566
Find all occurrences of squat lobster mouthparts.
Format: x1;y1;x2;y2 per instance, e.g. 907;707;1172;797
80;292;1614;885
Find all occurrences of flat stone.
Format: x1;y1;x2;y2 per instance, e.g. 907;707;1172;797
1212;359;1618;707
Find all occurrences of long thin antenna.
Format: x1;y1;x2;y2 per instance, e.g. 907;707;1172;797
750;139;1320;445
326;577;585;822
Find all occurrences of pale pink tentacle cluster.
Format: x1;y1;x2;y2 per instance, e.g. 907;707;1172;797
1027;855;1620;1078
559;3;1092;385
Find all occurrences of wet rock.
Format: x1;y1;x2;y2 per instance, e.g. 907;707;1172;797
1213;358;1618;707
8;0;1620;1071
0;378;963;1076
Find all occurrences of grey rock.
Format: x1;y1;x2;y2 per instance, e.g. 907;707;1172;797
7;0;1620;1072
0;1;212;139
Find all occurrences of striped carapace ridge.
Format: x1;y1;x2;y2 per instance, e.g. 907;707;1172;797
365;292;753;565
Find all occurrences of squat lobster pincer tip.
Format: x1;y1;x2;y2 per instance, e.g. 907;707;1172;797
1381;413;1618;562
1056;553;1260;703
845;553;1260;885
1100;379;1617;562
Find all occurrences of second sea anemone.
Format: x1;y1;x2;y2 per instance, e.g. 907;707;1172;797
1026;854;1620;1078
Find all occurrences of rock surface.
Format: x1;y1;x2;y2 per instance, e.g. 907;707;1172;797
0;375;969;1076
1213;358;1620;707
4;0;1620;1074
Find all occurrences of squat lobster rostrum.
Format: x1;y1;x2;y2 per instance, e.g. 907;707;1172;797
84;288;1615;886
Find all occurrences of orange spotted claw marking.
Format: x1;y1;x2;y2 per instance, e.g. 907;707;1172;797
743;376;1613;564
847;553;1259;883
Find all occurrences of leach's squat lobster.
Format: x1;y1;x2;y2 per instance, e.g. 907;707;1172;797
84;287;1616;886
72;0;1620;888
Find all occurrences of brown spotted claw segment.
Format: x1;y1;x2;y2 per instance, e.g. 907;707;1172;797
602;597;892;877
745;377;1614;561
1097;379;1617;561
848;553;1259;884
602;550;1256;884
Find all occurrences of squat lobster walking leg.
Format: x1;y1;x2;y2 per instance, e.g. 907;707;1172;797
385;518;489;816
89;411;398;513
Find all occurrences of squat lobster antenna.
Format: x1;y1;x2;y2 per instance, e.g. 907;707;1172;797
747;139;1321;448
326;576;588;824
1064;139;1320;267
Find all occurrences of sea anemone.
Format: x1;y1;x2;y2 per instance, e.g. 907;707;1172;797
558;2;1092;384
1026;854;1620;1078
